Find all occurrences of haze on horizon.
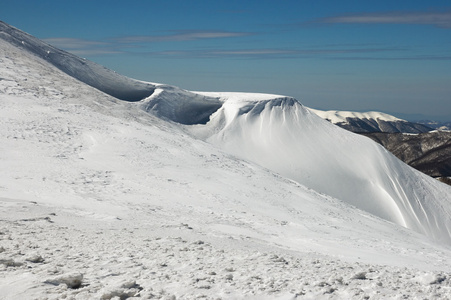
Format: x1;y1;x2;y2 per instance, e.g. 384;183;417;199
2;0;450;120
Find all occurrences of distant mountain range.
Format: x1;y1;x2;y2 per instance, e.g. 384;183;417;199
311;108;451;181
361;131;451;180
310;109;433;133
416;120;451;131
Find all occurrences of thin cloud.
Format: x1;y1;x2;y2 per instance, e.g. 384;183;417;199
141;46;404;59
114;30;252;43
41;30;252;57
211;49;299;55
329;55;451;61
144;46;451;61
317;10;451;28
68;49;123;56
43;38;122;56
43;38;107;49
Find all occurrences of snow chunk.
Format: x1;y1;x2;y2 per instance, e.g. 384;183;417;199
45;272;83;289
25;254;44;263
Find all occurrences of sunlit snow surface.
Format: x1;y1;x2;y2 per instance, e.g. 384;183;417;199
1;25;451;299
190;92;451;243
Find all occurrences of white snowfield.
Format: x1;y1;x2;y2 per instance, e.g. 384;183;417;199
1;22;451;299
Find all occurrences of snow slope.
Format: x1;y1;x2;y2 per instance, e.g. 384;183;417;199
2;21;451;299
188;92;451;244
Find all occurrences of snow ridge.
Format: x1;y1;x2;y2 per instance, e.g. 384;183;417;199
188;92;451;244
0;21;155;101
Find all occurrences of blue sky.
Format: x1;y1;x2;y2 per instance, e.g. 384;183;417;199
2;0;451;120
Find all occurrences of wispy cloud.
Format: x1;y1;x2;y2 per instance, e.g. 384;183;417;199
317;10;451;28
210;49;299;56
43;38;122;56
42;30;252;56
43;38;106;49
67;49;123;56
114;30;251;43
42;34;449;61
328;55;451;61
142;46;405;59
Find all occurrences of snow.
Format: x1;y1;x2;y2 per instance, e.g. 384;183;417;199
187;91;451;244
142;87;222;125
1;22;451;299
0;21;156;101
309;108;404;123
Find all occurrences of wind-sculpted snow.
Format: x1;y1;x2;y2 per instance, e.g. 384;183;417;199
0;21;155;101
142;86;222;125
190;92;451;244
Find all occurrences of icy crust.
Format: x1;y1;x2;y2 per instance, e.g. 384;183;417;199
0;21;155;101
189;92;451;244
310;108;404;123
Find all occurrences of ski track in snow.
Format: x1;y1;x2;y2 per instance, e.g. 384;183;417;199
1;24;451;299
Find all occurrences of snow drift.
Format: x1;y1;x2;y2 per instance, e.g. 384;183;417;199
187;92;451;244
142;86;222;125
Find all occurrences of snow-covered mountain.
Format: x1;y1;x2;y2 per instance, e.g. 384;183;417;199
310;108;432;133
185;93;451;243
2;21;451;299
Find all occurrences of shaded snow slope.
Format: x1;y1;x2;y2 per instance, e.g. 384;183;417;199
0;21;155;101
310;108;432;133
142;86;222;125
190;92;451;244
